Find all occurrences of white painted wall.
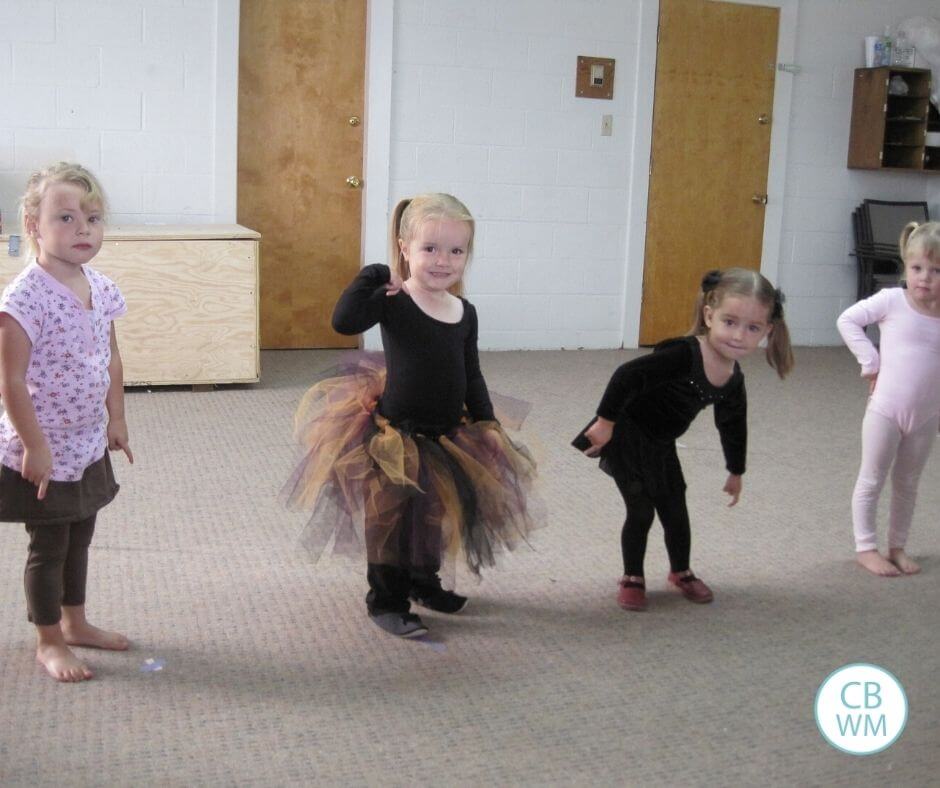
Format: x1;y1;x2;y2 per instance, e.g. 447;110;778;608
777;0;938;345
380;0;940;349
3;1;937;348
0;0;238;230
384;0;640;350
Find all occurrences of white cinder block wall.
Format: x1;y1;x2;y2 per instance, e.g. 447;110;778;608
387;0;940;349
2;1;937;348
779;0;939;346
388;0;640;350
0;0;234;229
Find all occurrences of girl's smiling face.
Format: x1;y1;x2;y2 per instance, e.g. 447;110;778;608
703;295;773;363
399;218;471;295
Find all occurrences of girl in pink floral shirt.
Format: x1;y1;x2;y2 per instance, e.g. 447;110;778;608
0;163;133;682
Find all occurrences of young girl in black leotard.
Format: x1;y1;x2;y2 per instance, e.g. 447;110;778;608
577;269;794;612
283;194;540;638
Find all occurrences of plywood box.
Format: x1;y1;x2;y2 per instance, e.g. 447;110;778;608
0;225;261;386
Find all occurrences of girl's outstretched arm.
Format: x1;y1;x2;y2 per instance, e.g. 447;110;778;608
106;324;133;464
0;314;51;498
332;264;393;335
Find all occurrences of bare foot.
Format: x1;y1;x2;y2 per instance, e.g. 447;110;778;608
888;548;921;575
857;549;901;577
36;642;94;682
62;621;130;651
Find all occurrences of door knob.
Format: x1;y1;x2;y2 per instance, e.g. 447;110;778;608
348;116;361;127
346;176;362;189
757;114;770;125
751;193;768;205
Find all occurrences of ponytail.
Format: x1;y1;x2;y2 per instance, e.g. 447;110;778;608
389;198;412;281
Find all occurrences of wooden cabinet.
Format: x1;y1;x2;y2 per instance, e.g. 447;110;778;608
0;225;261;386
847;67;939;172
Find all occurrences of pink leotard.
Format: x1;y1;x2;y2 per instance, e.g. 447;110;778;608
837;287;940;434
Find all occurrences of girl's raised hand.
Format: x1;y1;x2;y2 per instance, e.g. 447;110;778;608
583;417;614;457
385;271;406;296
22;443;53;500
723;473;742;507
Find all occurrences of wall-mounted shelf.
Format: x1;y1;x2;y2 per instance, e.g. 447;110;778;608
847;67;937;172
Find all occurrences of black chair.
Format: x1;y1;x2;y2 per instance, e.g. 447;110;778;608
852;200;929;299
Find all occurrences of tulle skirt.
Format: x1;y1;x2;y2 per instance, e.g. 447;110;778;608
281;356;543;576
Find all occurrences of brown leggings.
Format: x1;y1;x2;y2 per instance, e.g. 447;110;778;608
24;515;97;626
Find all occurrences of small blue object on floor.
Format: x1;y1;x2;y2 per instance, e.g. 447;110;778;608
140;658;165;673
414;637;446;653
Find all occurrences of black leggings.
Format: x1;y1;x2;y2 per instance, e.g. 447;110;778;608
23;515;97;626
614;477;690;577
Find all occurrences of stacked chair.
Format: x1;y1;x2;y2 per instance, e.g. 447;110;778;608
852;199;930;300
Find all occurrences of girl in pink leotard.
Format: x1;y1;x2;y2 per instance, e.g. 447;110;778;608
837;221;940;576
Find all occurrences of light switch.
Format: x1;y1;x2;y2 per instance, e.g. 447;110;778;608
601;115;613;136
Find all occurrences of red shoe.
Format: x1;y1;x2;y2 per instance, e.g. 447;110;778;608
617;576;647;611
667;571;714;603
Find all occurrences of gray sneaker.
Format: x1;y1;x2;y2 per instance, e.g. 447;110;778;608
368;611;429;638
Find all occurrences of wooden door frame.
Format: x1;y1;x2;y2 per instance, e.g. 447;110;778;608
621;0;798;347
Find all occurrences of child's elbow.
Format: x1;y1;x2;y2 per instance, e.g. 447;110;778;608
331;315;358;336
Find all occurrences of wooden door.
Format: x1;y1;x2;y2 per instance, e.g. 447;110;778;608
640;0;779;344
237;0;366;349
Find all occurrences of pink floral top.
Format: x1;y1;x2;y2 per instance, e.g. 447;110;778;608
0;261;126;481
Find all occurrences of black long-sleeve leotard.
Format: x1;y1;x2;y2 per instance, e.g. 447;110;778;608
596;336;747;475
332;264;494;431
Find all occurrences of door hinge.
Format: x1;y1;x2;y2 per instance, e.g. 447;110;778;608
777;62;802;75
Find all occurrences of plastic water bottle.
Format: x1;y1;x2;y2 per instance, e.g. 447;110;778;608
881;26;893;67
893;30;915;67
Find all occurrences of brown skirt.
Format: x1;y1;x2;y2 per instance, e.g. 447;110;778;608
0;452;119;525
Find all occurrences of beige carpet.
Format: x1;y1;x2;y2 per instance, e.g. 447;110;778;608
0;347;937;786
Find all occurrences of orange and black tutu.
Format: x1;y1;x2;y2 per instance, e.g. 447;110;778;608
281;355;543;575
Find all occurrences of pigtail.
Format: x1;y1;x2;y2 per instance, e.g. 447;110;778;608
766;311;794;379
899;221;919;260
389;198;412;280
687;269;722;336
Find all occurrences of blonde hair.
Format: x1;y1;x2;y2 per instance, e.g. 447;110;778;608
899;220;940;265
18;162;108;257
688;267;794;379
389;193;475;297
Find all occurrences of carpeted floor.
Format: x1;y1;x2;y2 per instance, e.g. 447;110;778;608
0;346;937;786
